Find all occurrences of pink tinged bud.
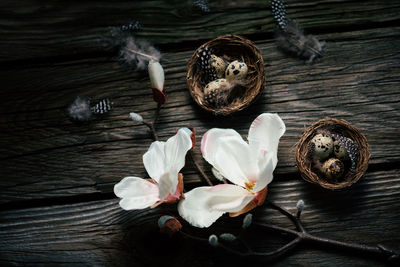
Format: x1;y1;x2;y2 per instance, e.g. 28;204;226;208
148;60;167;104
158;215;182;237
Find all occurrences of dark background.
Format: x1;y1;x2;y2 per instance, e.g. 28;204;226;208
1;0;399;266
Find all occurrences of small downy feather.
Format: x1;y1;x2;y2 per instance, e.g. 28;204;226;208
67;96;92;121
119;36;161;70
91;98;113;115
193;0;210;12
271;0;325;63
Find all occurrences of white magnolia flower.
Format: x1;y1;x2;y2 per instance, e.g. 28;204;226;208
178;113;285;228
114;128;193;210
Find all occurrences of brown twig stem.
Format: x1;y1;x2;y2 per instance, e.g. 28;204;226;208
189;150;213;186
143;103;162;141
178;201;399;264
143;121;158;141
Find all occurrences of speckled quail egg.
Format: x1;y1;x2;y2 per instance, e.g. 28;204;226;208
204;78;229;95
333;141;350;161
210;54;227;78
225;60;248;81
310;133;333;160
322;158;345;180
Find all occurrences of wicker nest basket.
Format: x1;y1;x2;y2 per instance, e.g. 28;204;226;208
295;118;370;190
186;34;265;116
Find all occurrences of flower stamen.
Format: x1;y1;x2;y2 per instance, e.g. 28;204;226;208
245;182;255;191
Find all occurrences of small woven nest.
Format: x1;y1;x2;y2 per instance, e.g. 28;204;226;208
186;34;265;116
295;118;370;190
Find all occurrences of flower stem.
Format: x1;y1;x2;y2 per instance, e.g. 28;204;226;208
143;121;158;141
143;103;162;141
189;150;213;186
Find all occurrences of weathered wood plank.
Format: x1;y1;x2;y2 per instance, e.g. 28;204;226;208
1;28;399;203
1;0;399;62
1;169;399;266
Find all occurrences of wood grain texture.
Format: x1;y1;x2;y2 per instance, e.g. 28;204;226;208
1;169;399;266
1;0;400;266
0;0;399;62
1;27;399;203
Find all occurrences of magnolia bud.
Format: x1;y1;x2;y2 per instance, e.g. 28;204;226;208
158;215;182;237
148;60;167;104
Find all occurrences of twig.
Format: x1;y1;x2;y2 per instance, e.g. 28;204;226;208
267;201;305;233
143;103;162;141
143;121;158;141
177;201;400;264
153;103;161;125
189;150;213;186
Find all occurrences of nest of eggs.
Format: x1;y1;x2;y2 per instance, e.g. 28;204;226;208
186;35;265;116
295;118;370;190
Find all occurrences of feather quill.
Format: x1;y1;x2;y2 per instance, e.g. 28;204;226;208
271;0;325;63
119;36;161;70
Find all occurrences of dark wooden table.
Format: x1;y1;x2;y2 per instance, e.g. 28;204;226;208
1;0;400;266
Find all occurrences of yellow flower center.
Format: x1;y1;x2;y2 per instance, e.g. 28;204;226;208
245;182;255;191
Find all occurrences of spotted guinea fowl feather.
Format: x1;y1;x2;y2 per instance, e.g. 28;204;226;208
270;0;325;63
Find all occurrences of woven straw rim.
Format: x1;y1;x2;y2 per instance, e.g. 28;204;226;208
295;118;371;190
186;34;265;116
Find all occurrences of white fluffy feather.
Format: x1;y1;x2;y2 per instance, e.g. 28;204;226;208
67;96;92;121
119;36;161;70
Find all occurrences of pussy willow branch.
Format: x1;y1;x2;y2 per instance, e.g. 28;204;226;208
179;201;399;264
143;103;162;141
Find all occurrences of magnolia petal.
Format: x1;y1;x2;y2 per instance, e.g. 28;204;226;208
162;173;185;203
201;128;242;160
148;60;164;91
230;187;268;217
178;184;254;228
159;128;192;198
211;167;225;181
201;129;257;187
248;113;286;169
253;153;274;193
143;141;166;183
114;176;160;210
